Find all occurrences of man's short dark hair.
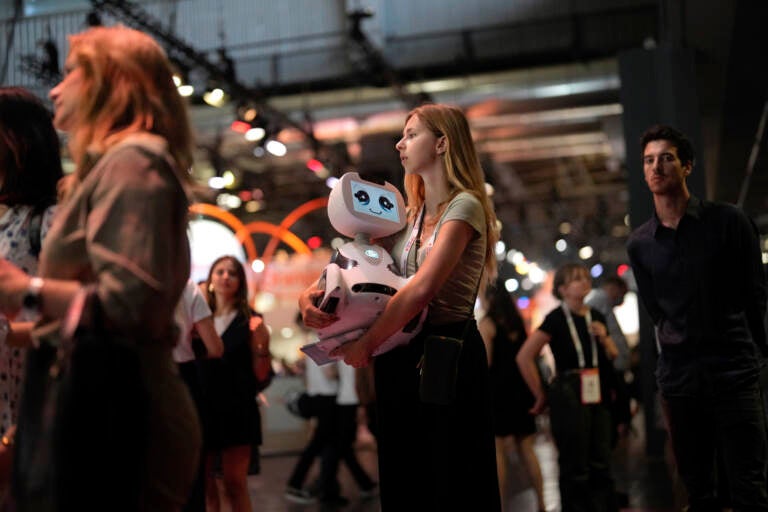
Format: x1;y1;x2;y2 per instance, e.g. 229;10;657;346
640;124;695;168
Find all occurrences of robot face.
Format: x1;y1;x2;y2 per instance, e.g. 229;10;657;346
350;180;400;224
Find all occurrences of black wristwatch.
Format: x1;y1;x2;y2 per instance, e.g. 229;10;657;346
22;276;44;316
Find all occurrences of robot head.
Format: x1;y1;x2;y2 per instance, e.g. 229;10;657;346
327;172;406;239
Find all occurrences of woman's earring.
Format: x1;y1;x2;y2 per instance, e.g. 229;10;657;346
208;283;214;293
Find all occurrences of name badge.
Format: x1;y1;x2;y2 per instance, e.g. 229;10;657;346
580;368;601;405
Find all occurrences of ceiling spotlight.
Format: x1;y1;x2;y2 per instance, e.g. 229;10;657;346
245;127;266;142
208;176;225;189
265;139;287;157
578;245;594;260
203;87;228;107
177;84;195;97
504;278;519;292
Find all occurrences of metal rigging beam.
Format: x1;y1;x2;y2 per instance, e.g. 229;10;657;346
90;0;319;151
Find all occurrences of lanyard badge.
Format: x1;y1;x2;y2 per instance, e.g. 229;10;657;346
562;305;601;405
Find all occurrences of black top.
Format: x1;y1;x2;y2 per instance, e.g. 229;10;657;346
489;319;536;436
199;309;262;448
627;196;767;396
540;306;616;398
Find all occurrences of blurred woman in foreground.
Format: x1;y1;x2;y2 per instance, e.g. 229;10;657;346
0;26;199;511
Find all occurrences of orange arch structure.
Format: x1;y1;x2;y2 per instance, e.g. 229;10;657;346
261;197;329;265
237;221;311;256
189;202;317;264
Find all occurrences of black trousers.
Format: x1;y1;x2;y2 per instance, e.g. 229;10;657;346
661;380;768;511
287;395;337;492
548;374;617;512
374;321;500;511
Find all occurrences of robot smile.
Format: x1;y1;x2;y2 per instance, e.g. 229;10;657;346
368;208;382;215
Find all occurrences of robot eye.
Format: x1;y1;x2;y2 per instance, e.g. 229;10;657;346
379;196;394;210
354;190;370;205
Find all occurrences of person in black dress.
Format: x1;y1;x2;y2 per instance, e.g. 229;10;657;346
199;256;271;512
479;283;545;511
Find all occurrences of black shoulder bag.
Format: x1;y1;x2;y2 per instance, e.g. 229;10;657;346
412;208;480;406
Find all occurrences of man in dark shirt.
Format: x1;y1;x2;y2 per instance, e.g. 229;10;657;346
627;124;768;511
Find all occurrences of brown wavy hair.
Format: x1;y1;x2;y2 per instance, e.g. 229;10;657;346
402;103;499;281
205;255;252;320
63;26;193;180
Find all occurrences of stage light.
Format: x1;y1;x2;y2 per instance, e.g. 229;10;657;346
617;264;630;276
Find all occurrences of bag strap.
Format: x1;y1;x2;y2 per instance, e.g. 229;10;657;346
28;208;44;257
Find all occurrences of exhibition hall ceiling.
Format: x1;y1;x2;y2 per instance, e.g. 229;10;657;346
189;57;630;270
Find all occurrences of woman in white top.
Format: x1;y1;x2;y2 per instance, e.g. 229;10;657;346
174;279;223;512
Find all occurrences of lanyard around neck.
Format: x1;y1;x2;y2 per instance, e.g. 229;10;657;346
400;205;436;275
561;304;598;369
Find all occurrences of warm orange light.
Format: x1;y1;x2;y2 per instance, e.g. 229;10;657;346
237;221;311;255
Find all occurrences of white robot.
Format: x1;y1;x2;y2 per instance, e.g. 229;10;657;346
301;172;427;365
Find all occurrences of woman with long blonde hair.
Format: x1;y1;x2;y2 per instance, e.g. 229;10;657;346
301;103;501;510
0;26;198;511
